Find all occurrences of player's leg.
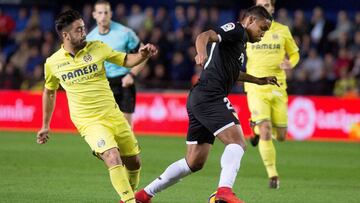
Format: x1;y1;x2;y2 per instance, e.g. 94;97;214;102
114;115;141;192
214;124;246;203
83;124;135;203
272;90;288;142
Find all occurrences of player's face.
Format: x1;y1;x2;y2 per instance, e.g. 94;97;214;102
65;19;87;49
256;0;275;15
246;17;271;43
93;4;112;27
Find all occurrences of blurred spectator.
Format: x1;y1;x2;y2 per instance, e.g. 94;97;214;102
208;7;219;28
328;10;352;42
25;45;42;77
291;10;309;45
143;7;154;32
354;11;360;33
0;62;22;89
333;68;358;97
310;7;334;54
82;3;95;31
14;7;29;33
0;8;16;47
170;51;192;88
196;7;209;30
27;7;40;30
301;48;324;82
10;41;30;73
20;64;43;91
173;6;187;31
334;48;352;78
113;3;127;25
349;31;360;55
154;6;171;33
276;8;293;28
127;4;145;31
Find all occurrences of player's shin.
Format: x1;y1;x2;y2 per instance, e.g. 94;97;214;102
144;158;192;197
109;165;135;202
127;168;141;191
218;144;244;188
258;139;278;178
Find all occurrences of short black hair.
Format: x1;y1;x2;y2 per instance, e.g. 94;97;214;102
243;5;273;21
55;9;82;38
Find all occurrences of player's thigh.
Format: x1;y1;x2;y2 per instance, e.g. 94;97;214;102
247;91;271;123
216;124;246;149
271;90;288;127
113;117;140;157
82;123;118;156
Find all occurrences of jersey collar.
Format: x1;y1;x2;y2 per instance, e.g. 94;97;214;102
60;42;90;57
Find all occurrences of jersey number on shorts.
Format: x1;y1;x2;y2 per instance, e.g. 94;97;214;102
223;97;234;110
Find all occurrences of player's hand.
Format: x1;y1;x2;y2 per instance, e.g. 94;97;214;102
279;59;292;70
139;44;158;58
258;76;280;87
122;74;134;87
36;128;50;144
195;53;208;67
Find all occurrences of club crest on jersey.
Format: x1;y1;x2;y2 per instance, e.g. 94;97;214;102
221;22;235;32
83;53;92;63
272;34;279;40
97;139;105;148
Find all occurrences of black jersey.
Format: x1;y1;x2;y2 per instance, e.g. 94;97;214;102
195;22;248;96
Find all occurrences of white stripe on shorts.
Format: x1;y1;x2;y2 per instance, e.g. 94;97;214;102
186;141;198;145
214;122;235;136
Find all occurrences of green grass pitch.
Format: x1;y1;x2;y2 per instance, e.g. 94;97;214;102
0;131;359;203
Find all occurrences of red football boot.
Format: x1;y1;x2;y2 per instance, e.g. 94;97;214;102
135;189;152;203
215;187;245;203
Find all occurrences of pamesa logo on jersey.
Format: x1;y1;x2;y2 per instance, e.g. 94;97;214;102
61;64;98;82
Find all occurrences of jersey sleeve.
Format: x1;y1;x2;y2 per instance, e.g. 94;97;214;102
126;30;140;52
102;42;127;66
44;62;60;90
213;22;245;43
284;26;299;55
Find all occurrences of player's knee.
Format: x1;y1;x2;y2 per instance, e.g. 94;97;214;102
188;160;205;172
101;148;122;167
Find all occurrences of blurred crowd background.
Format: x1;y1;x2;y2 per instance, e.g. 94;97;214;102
0;0;359;97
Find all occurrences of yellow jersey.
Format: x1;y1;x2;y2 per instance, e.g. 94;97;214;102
245;21;299;91
44;41;127;128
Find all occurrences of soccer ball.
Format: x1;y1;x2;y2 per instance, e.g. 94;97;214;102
208;191;228;203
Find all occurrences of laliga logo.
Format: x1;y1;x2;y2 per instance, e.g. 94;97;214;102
288;97;316;140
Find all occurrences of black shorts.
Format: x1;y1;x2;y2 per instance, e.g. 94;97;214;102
186;89;240;145
108;75;136;113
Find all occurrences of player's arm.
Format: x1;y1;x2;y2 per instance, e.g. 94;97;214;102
37;88;56;144
195;30;219;66
123;44;157;67
122;43;147;87
280;27;300;70
238;72;279;86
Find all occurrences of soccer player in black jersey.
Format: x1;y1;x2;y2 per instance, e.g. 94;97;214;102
136;6;276;203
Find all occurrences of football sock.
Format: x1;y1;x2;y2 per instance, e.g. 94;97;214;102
109;165;135;203
272;127;278;140
144;158;192;197
218;144;244;188
259;139;278;178
127;168;141;191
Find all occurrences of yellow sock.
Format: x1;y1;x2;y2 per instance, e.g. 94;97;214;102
258;139;278;178
109;165;135;203
127;168;141;191
272;127;278;139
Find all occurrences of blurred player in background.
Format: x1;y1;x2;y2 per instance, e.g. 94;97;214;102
135;6;276;203
87;0;146;128
36;9;157;203
245;0;300;189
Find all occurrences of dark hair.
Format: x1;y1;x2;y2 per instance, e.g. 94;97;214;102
253;0;276;6
243;5;273;21
55;9;82;38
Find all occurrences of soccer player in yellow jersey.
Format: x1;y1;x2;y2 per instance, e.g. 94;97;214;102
36;10;157;203
245;0;300;189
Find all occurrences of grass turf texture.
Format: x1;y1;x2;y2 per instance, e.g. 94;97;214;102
0;131;359;203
